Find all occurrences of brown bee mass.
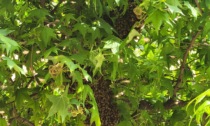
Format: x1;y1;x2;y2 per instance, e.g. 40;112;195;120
89;77;119;126
114;2;138;39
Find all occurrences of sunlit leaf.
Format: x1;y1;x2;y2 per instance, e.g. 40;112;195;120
0;117;7;126
0;34;19;54
3;57;26;75
184;1;199;18
93;52;105;75
83;85;101;126
104;40;120;54
126;29;140;43
166;3;183;15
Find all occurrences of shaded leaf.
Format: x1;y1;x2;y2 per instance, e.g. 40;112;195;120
40;27;57;47
46;94;70;122
145;10;170;33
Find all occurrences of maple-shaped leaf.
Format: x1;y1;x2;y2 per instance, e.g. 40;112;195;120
40;26;57;47
73;23;90;38
46;94;70;123
145;9;170;33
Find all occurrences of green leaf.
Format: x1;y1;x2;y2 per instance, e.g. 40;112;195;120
126;29;140;43
81;69;92;82
49;55;79;72
0;34;19;54
97;19;114;34
0;117;7;126
90;105;101;126
117;120;132;126
166;0;181;7
92;52;105;75
73;23;90;38
147;50;154;60
29;8;49;19
145;9;170;33
111;54;118;80
83;85;101;126
104;40;120;54
46;94;70;123
0;29;13;36
44;47;59;58
206;0;210;9
70;50;89;64
3;57;26;75
92;0;103;16
54;72;63;86
203;22;210;36
206;67;210;77
184;1;199;18
40;26;57;47
166;3;183;14
72;71;84;93
15;88;32;109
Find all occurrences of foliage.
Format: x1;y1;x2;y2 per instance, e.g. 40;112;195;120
0;0;210;126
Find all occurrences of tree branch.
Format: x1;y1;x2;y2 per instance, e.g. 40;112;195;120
195;0;202;14
173;31;201;97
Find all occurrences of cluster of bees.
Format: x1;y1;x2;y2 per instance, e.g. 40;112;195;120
91;78;119;126
113;1;146;39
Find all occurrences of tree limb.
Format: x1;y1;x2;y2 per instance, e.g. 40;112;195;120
173;30;201;97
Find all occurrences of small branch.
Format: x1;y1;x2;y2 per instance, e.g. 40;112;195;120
173;31;201;97
9;108;34;126
195;0;202;14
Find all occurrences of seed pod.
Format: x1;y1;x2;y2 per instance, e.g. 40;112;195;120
133;6;143;16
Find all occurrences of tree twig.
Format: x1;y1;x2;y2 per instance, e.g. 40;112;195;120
9;108;34;126
195;0;202;14
173;30;201;97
